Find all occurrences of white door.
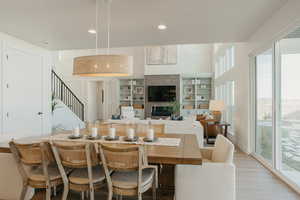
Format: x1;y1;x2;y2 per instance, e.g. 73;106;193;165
2;46;43;138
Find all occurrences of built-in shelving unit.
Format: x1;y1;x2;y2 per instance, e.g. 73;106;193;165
119;76;212;119
181;77;212;116
119;79;145;119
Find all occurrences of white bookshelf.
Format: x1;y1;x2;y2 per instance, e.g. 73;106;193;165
119;79;145;119
181;77;212;116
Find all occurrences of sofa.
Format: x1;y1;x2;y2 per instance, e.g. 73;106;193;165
106;118;204;147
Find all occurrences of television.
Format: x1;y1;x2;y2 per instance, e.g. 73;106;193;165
148;86;176;102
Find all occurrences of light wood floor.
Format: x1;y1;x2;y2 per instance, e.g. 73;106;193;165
235;151;300;200
36;151;300;200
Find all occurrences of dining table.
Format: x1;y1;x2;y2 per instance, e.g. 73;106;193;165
0;129;202;199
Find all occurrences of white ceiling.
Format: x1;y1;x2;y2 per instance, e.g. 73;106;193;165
0;0;288;50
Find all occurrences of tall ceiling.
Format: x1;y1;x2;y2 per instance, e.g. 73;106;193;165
0;0;288;50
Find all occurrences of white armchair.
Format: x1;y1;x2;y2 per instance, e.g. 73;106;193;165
175;135;235;200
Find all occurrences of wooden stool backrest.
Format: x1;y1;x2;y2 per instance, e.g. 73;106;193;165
99;144;143;172
52;142;98;168
9;141;54;166
9;141;54;188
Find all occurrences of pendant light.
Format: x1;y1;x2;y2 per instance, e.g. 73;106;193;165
73;0;132;77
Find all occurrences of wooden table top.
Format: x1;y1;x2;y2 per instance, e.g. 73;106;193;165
0;131;202;165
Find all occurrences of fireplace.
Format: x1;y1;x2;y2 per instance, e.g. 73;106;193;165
144;75;181;118
151;106;173;118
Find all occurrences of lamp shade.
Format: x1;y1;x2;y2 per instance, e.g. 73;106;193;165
73;55;132;77
209;100;225;111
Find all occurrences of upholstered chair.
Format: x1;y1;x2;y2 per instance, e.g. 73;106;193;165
175;135;236;200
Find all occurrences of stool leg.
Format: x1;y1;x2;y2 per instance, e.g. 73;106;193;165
138;193;142;200
152;180;157;200
54;185;57;196
81;191;85;200
62;184;69;200
107;190;113;200
45;186;51;200
20;184;28;200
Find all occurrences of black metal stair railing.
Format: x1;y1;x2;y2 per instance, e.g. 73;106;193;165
51;70;84;121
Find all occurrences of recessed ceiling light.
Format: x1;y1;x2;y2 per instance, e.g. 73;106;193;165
158;24;167;30
88;29;97;34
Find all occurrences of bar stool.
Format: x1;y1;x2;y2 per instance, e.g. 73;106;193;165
9;140;63;200
51;141;106;200
99;144;158;200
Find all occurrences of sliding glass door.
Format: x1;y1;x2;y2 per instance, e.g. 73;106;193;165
255;49;274;164
278;38;300;186
254;27;300;188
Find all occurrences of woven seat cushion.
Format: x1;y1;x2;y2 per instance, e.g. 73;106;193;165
69;165;106;185
29;164;62;182
111;168;154;189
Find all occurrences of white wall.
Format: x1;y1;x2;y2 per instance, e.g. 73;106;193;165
102;79;120;120
0;40;3;138
213;43;250;153
0;32;52;141
87;81;99;122
52;99;85;131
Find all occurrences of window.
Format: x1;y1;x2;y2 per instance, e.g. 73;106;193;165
227;81;235;132
226;48;230;71
218;58;222;77
221;83;227;121
215;46;236;78
278;37;300;186
220;56;225;75
215;86;219;99
255;49;273;164
253;27;300;188
215;60;219;78
215;81;236;133
230;46;235;68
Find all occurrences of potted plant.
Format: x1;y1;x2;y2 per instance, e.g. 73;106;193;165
171;101;182;120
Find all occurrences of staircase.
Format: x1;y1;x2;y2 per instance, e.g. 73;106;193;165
51;70;85;121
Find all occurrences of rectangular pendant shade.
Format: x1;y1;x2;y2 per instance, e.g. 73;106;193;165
73;55;132;77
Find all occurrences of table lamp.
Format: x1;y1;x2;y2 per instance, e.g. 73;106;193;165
209;100;225;122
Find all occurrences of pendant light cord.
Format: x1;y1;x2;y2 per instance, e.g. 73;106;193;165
95;0;111;55
96;0;99;54
107;0;111;54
